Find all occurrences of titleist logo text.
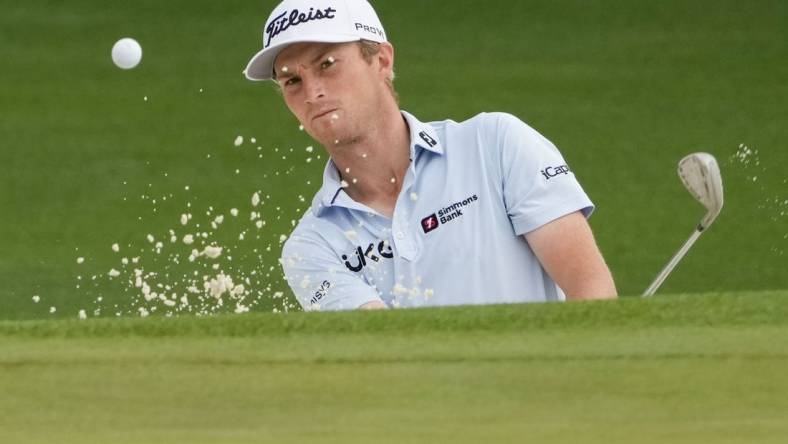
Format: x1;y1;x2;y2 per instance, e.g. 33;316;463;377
265;7;338;48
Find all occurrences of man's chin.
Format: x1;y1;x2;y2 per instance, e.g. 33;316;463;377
315;131;354;148
307;125;337;144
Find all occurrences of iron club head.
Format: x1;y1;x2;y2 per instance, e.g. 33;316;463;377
677;152;724;230
643;152;725;297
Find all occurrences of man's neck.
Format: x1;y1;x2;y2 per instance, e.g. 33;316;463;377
326;106;411;218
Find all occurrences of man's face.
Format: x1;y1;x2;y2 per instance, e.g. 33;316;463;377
273;42;389;148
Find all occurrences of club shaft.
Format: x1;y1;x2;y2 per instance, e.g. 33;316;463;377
643;227;704;297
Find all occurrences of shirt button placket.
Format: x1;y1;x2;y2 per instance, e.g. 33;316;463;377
392;218;415;261
392;169;418;261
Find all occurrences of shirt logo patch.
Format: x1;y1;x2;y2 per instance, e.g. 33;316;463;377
310;280;332;305
541;164;572;180
421;214;440;233
422;194;479;234
418;131;438;148
342;240;394;273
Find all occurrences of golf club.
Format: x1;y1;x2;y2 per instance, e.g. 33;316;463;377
643;152;724;297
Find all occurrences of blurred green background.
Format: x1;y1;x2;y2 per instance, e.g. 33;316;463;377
1;0;786;320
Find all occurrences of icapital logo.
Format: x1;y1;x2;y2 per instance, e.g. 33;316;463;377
541;164;571;180
265;7;338;48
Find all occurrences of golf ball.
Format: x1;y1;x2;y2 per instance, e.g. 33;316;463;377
111;38;142;69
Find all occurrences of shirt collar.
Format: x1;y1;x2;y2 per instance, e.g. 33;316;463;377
311;110;443;216
401;110;443;157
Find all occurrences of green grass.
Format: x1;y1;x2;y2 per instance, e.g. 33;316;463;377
1;0;786;320
2;291;787;443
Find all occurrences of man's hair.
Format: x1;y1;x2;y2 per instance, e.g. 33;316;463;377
358;40;399;105
273;40;399;104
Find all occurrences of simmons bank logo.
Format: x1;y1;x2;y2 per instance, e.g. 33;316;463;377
421;214;439;233
421;194;479;234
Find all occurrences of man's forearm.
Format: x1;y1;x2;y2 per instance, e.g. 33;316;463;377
563;261;618;300
525;211;618;301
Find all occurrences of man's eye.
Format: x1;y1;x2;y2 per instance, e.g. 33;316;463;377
285;77;301;87
321;57;336;69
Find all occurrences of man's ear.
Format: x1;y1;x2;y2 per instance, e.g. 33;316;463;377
377;42;395;79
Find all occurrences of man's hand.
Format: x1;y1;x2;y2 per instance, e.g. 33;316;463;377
524;211;617;300
359;301;388;310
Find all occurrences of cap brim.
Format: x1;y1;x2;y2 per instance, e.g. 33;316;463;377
244;34;362;81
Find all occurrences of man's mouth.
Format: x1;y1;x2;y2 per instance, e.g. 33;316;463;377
312;108;338;121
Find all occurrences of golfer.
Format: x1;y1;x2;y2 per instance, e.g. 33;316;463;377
244;0;617;310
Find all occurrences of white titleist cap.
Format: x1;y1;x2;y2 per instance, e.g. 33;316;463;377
244;0;387;81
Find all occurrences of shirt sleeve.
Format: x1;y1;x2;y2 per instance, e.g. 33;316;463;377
280;230;385;311
493;113;594;235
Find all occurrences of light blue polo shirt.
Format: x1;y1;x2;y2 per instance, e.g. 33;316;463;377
280;111;594;311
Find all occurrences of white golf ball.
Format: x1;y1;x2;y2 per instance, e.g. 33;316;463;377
111;38;142;70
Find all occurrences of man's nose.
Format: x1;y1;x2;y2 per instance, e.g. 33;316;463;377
303;75;325;104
